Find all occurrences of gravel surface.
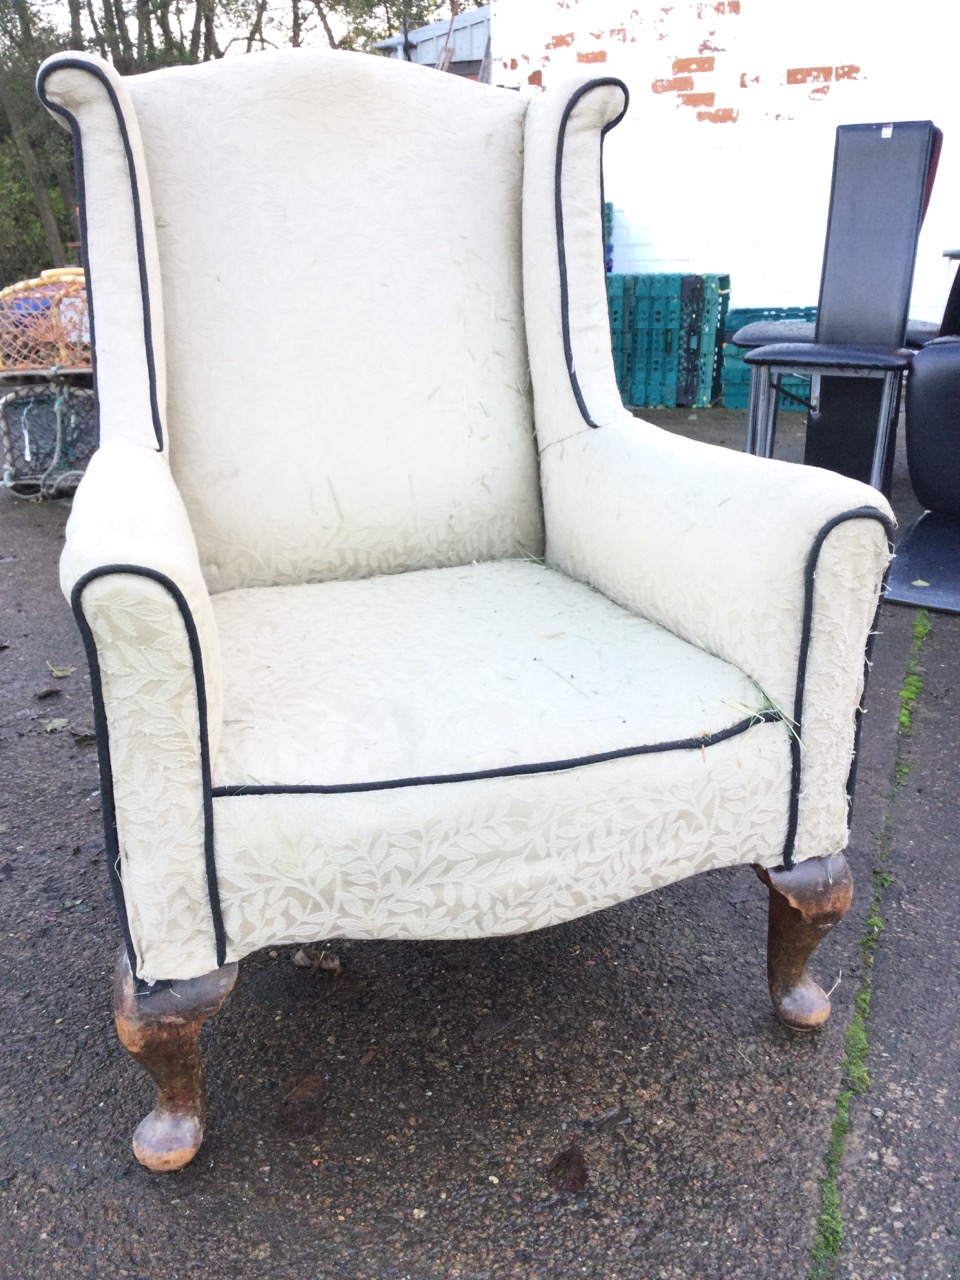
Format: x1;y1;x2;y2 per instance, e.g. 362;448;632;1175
1;411;955;1280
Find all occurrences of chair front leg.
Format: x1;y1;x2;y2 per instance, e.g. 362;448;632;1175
113;948;238;1171
754;852;853;1030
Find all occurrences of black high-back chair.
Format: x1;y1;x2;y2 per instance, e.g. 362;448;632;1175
740;120;942;494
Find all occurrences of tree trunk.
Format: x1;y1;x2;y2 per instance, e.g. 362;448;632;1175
85;0;108;61
112;0;136;70
67;0;85;49
155;0;178;57
95;0;124;66
189;0;202;61
202;0;221;61
11;0;35;51
245;0;269;53
310;1;339;48
137;0;156;64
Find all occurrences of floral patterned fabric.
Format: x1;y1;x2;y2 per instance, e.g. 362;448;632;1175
211;560;773;788
213;723;792;961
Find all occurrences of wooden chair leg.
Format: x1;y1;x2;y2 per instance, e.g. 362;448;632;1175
754;853;853;1030
113;948;238;1172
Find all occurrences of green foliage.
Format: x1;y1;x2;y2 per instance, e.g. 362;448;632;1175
898;672;924;732
0;141;64;283
898;609;932;733
809;1090;851;1274
844;990;872;1094
911;607;932;648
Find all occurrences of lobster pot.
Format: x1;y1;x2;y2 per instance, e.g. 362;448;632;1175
0;267;96;496
0;267;90;372
1;381;97;496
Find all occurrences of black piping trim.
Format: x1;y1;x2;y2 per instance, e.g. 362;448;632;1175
212;713;780;798
554;78;629;428
784;506;896;869
37;58;164;452
71;564;226;968
847;537;897;806
70;580;136;970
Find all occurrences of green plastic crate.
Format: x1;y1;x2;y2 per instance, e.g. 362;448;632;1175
608;273;730;409
722;305;816;411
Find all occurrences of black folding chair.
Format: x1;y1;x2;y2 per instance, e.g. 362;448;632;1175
740;121;942;494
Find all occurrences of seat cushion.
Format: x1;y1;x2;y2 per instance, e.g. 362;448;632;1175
203;561;794;962
211;559;773;788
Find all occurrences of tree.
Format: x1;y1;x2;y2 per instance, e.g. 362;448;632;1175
234;1;484;55
0;0;485;282
0;2;77;281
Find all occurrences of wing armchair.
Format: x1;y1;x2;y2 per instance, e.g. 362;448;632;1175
39;48;893;1171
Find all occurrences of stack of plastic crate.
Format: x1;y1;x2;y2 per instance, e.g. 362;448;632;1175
606;273;635;401
606;273;730;409
721;307;817;410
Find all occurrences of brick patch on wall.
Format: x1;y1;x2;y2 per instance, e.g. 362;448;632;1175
673;55;715;74
680;92;715;107
652;75;696;94
787;66;833;85
697;106;739;123
577;49;607;63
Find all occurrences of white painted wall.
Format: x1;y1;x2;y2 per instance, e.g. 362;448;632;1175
492;0;960;321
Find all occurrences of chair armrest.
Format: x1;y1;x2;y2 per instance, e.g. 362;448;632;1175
62;443;223;981
541;415;894;865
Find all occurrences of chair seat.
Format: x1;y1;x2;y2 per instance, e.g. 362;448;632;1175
732;318;939;350
212;559;770;789
884;512;960;614
743;342;913;371
205;560;792;955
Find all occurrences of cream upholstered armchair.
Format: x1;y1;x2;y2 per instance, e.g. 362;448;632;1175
39;47;893;1172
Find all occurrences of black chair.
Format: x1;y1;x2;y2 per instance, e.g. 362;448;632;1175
885;336;960;613
735;247;960;356
740;121;942;494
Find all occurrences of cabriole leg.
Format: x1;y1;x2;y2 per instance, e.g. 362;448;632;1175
113;948;238;1172
754;852;853;1030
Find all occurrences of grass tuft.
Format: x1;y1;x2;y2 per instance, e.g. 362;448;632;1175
806;607;932;1279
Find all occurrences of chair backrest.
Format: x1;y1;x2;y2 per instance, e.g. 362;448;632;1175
42;51;544;593
815;120;941;346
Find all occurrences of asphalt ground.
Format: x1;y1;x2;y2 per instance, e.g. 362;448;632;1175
0;408;956;1280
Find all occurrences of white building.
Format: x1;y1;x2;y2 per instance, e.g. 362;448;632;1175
376;5;490;79
491;0;960;320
